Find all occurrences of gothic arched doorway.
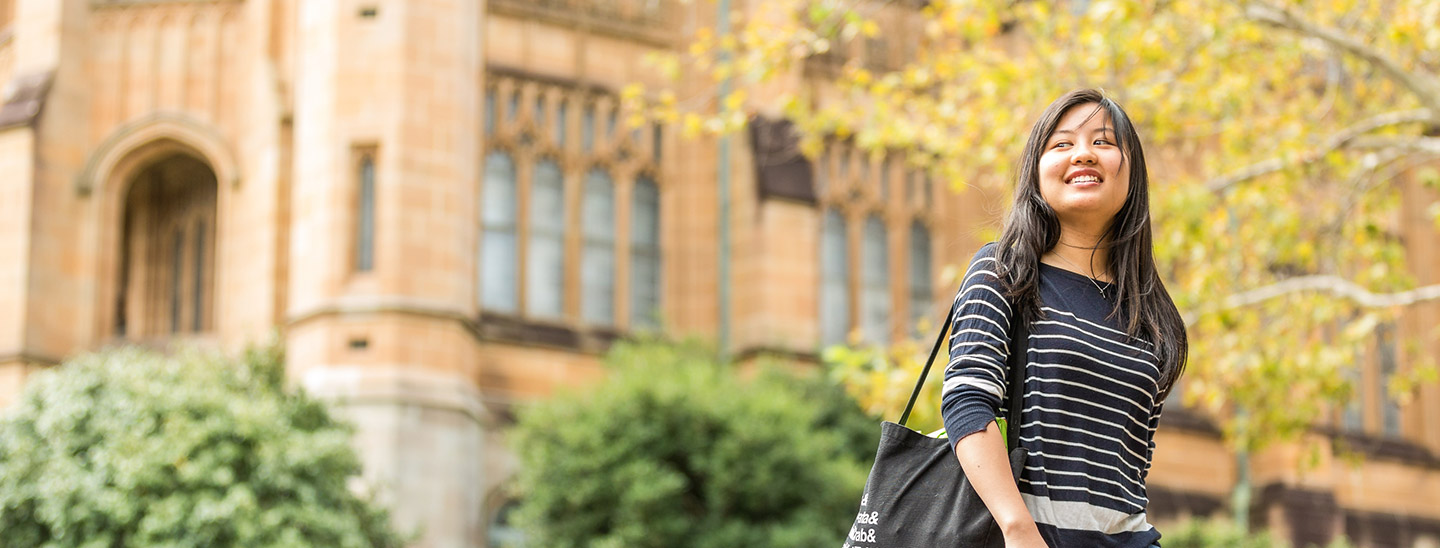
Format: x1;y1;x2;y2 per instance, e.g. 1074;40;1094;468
114;153;218;339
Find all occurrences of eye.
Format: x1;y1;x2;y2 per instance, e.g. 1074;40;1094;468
1094;139;1114;146
1051;141;1072;149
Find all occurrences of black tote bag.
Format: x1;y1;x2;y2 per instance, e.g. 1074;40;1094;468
841;301;1029;548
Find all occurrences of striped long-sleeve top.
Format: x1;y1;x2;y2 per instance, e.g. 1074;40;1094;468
940;243;1165;547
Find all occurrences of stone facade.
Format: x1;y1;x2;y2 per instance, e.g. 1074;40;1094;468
0;1;1438;547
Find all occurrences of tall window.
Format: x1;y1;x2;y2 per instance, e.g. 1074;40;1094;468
816;144;936;348
480;74;664;330
355;152;376;272
171;229;184;333
819;210;849;346
860;216;890;344
1377;323;1402;437
529;159;566;320
908;221;932;337
193;220;206;332
481;151;518;313
581;169;616;325
632;176;661;329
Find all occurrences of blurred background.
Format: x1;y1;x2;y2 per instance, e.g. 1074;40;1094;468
0;0;1437;546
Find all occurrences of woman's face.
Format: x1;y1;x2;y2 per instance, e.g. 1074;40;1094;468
1038;103;1130;230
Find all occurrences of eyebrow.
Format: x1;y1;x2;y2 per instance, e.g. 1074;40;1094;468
1052;127;1115;136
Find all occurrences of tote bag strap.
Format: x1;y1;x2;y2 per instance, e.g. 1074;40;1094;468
898;295;1028;450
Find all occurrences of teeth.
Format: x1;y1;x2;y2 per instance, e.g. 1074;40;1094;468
1070;175;1100;184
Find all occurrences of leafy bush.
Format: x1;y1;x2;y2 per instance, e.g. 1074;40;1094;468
510;339;874;548
0;343;406;548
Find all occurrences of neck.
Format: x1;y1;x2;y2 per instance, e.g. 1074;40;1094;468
1043;229;1112;282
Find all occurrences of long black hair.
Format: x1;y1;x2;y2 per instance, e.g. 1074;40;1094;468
995;88;1188;399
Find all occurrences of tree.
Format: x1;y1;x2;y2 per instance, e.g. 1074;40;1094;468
624;0;1440;453
0;343;407;548
509;339;873;548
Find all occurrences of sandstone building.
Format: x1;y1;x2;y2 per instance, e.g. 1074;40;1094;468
1;1;1437;546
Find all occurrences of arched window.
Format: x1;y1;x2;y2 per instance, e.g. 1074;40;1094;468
908;222;931;337
860;215;890;344
116;153;217;339
819;210;849;347
528;159;566;320
481;151;518;313
631;176;661;330
581;169;615;325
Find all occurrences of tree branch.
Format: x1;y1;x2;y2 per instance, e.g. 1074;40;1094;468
1348;135;1440;155
1244;1;1440;115
1224;276;1440;309
1204;109;1438;193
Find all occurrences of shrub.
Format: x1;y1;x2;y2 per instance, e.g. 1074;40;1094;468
510;339;874;548
0;343;406;547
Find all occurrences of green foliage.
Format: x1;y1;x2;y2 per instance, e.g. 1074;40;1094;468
510;339;873;548
0;343;406;548
1163;518;1355;548
632;0;1440;453
824;338;947;434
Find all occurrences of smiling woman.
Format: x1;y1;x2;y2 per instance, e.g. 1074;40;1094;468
940;89;1187;548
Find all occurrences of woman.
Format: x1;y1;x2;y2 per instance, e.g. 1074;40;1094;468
940;89;1188;547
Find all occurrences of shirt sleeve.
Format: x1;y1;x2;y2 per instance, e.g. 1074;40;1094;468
1142;397;1165;481
939;243;1016;446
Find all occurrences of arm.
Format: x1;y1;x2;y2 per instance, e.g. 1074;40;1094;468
939;246;1045;546
954;422;1045;543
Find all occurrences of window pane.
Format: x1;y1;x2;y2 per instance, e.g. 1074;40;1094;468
582;169;615;325
528;159;565;320
483;231;517;313
534;95;546;126
908;222;931;338
171;228;184;333
357;156;376;272
193;219;205;332
582;245;614;325
861;216;889;344
482;151;518;313
582;170;615;239
483;152;516;224
631;176;661;329
631;176;659;247
819;210;849;347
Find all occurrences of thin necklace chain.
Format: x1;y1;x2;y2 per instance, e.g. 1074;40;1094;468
1052;252;1109;298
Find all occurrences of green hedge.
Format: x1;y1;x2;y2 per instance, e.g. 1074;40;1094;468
0;343;406;548
510;339;874;548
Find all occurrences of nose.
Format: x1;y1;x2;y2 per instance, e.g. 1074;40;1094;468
1071;142;1098;165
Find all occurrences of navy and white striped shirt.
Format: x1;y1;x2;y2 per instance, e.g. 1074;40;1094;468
940;243;1165;548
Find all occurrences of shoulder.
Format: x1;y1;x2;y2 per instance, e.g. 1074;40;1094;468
959;243;1010;298
963;242;1005;280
